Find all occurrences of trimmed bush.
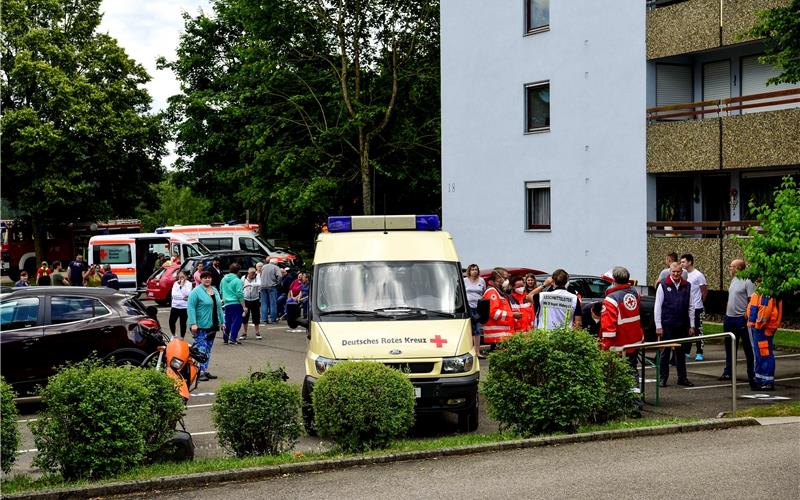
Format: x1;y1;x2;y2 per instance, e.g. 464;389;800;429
1;378;20;474
31;361;184;480
594;350;638;424
313;361;415;452
212;369;302;457
482;327;636;436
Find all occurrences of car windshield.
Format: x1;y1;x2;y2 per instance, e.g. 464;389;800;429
253;234;278;253
189;242;209;256
314;261;465;318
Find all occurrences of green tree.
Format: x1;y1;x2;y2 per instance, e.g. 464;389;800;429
739;175;800;297
747;0;800;85
136;179;216;232
162;0;440;238
1;0;166;262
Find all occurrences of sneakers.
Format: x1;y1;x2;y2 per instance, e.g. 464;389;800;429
199;372;218;381
759;384;775;391
695;353;705;361
718;373;732;381
256;334;263;340
240;335;248;341
677;379;694;387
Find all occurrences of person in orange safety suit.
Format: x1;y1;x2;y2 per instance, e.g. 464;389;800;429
510;276;534;333
481;268;517;346
600;266;644;373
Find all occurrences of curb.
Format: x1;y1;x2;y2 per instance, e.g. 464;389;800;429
6;418;760;499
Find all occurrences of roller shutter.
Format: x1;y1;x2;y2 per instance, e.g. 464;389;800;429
656;64;692;120
741;55;800;113
703;60;730;118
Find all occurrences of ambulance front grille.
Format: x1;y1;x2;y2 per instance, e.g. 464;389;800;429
383;362;435;374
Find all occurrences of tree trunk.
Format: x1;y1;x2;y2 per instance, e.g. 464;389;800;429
360;134;373;215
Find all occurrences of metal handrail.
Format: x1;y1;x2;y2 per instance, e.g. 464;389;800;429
611;332;737;416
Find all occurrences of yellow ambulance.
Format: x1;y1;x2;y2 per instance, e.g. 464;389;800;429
289;215;479;433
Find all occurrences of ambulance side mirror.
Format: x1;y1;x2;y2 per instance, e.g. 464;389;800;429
286;302;308;330
477;298;490;324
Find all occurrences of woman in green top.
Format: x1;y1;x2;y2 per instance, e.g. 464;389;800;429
188;271;225;381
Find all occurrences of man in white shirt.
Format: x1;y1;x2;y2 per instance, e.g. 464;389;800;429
680;254;707;361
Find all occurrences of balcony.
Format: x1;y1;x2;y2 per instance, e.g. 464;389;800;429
647;88;800;173
647;0;791;60
645;221;760;289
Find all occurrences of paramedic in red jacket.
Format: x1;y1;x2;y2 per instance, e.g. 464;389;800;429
600;266;644;372
481;268;517;345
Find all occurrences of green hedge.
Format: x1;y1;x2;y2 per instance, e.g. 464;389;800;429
482;328;637;436
313;362;415;452
1;378;20;474
31;361;184;480
212;370;302;457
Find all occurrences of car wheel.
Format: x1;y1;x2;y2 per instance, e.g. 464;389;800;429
106;348;147;367
457;397;479;433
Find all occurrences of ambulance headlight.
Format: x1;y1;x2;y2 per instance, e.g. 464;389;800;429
442;353;474;374
314;356;338;375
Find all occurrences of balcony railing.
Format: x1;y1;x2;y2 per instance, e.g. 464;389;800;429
647;88;800;122
647;220;762;237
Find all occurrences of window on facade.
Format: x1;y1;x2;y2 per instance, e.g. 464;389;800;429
525;82;550;132
526;181;551;230
526;0;549;33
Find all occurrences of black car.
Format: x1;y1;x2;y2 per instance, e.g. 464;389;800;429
179;250;269;280
0;287;165;394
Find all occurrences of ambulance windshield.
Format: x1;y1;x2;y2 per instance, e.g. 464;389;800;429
315;261;466;318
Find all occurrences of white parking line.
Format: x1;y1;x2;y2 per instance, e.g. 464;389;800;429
190;430;217;436
683;376;800;390
641;353;800;369
16;418;38;424
187;403;213;409
17;448;37;454
191;392;215;397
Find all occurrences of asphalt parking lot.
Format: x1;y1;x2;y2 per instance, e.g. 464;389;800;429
10;300;800;475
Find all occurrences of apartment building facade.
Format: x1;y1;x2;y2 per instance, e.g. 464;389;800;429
441;0;799;289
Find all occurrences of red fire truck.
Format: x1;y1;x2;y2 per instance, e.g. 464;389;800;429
1;219;142;281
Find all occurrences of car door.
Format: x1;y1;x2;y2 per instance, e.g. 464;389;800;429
0;295;45;389
40;296;119;373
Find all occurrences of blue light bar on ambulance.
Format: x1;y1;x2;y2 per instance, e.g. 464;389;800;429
154;227;170;234
327;215;440;232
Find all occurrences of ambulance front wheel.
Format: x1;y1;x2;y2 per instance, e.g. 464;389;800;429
457;398;479;433
302;378;317;436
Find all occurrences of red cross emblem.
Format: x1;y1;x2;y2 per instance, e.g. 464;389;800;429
99;250;108;260
623;293;638;311
430;335;447;348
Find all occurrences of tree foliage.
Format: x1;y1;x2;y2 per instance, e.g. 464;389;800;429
739;175;800;297
136;179;216;232
747;0;800;85
1;0;165;259
162;0;440;238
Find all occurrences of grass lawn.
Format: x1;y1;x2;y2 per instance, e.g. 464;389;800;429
1;417;697;494
703;322;800;350
722;401;800;418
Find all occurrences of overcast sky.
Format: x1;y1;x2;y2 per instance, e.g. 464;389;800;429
99;1;212;166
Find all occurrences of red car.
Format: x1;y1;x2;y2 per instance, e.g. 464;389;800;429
478;267;546;287
145;265;181;306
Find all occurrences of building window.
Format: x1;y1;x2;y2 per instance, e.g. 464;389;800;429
526;181;551;230
525;81;550;132
526;0;549;34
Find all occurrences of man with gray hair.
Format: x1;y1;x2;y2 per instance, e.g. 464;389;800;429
100;264;120;290
599;266;643;371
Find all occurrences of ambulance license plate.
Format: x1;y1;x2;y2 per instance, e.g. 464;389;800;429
414;387;421;398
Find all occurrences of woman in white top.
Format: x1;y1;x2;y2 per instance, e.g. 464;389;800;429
241;267;262;340
463;264;486;358
169;271;193;338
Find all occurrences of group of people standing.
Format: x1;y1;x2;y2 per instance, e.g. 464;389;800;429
465;265;602;355
651;252;781;391
20;254;120;289
181;257;310;382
